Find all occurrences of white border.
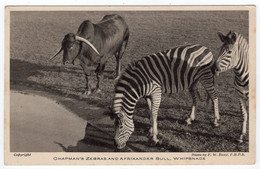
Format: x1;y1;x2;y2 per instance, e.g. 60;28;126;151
0;0;259;169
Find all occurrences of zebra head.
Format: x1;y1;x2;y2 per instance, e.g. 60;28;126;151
215;31;239;75
113;111;134;150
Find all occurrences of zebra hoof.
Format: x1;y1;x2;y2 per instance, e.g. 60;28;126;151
148;139;159;147
237;139;243;144
237;134;245;144
213;123;220;128
186;118;192;125
114;146;131;152
155;140;162;147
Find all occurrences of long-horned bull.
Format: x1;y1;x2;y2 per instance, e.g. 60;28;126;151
50;14;129;95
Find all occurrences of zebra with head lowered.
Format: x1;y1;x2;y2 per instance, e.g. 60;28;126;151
111;44;220;150
216;31;249;143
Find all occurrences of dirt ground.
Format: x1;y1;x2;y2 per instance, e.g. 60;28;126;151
10;11;249;152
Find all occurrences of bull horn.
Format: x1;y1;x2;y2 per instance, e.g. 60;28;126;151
75;35;100;56
49;47;63;60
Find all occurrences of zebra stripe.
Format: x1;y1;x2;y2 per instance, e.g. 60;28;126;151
113;44;220;149
216;31;249;143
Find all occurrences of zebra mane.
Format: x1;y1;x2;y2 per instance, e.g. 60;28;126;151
126;59;140;70
229;32;248;58
225;31;247;45
233;32;243;44
115;61;136;88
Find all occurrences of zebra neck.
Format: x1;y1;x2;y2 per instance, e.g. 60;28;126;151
113;92;139;116
234;61;248;77
233;42;249;92
234;44;249;77
234;35;248;72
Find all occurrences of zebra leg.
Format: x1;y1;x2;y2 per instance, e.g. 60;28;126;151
200;75;220;127
145;96;153;138
186;84;197;125
238;97;247;143
148;87;162;145
212;98;220;127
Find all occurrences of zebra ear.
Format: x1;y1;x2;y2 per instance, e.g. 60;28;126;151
217;32;227;42
226;31;237;44
230;32;237;44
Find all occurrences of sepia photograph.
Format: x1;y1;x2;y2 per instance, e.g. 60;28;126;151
4;6;256;165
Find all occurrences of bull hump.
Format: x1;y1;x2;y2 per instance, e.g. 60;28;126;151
101;14;120;22
76;20;94;37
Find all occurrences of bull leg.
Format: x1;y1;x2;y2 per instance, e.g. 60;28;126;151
113;51;120;79
115;55;121;79
83;74;91;95
93;73;102;94
80;64;92;95
114;41;128;79
93;63;105;93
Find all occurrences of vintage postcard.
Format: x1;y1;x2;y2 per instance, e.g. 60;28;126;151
4;6;256;165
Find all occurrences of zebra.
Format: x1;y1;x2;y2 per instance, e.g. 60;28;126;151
112;44;220;150
215;31;249;143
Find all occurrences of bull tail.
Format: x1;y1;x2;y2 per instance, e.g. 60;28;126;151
116;29;130;60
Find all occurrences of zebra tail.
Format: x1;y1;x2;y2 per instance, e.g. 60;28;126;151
210;60;217;76
194;87;203;102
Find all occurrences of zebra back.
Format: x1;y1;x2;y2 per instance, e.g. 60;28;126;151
113;44;214;113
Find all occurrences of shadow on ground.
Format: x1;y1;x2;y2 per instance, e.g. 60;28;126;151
10;59;114;121
54;123;146;152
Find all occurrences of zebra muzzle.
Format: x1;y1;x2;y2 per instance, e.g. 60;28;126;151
114;140;126;150
114;144;129;152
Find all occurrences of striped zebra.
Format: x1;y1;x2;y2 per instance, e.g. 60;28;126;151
216;31;249;143
112;44;220;150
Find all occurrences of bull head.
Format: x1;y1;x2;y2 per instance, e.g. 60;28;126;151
49;33;100;63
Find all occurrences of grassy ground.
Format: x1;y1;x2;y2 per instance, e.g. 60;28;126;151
10;10;249;152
